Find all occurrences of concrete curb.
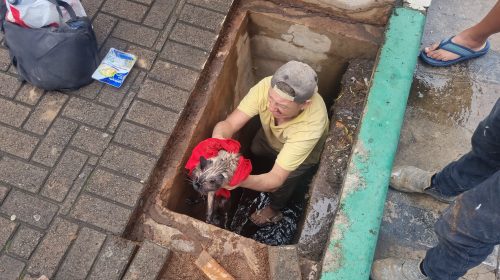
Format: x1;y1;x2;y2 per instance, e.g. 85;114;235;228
319;7;426;279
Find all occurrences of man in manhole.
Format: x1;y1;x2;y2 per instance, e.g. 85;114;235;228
212;60;329;226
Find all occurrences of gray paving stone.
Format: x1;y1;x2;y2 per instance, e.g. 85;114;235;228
0;125;39;159
0;47;10;71
0;157;48;193
32;118;78;167
8;225;43;259
102;0;148;22
71;81;103;100
97;86;129;107
15;84;44;106
180;4;225;32
99;144;157;181
41;150;88;202
0;97;31;127
138;78;191;112
89;156;99;165
70;193;132;234
59;165;94;215
143;0;176;29
86;168;144;207
170;22;217;51
62;97;115;129
27;218;79;278
70;126;111;155
131;71;147;92
107;90;138;133
148;60;199;91
123;240;170;280
0;254;25;280
0;184;8;204
127;45;157;70
126;100;179;133
55;227;106;280
23;91;68;135
98;37;129;60
88;236;137;280
0;216;16;250
114;121;167;156
92;13;119;47
187;0;233;13
96;70;139;107
160;40;209;70
152;2;179;52
0;190;58;229
0;72;22;98
133;0;153;4
7;64;17;75
81;0;106;19
113;21;160;48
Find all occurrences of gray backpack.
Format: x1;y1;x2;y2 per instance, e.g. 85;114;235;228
0;0;99;91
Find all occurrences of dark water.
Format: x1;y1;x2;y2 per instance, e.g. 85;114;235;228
228;190;306;246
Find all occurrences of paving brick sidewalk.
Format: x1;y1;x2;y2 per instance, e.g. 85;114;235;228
0;0;232;278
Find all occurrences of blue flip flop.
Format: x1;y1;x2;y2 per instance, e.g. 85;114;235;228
420;36;490;67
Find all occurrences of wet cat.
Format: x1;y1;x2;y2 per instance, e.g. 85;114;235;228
191;150;239;225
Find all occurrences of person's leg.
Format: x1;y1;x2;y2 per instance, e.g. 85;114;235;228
250;163;315;226
434;99;500;196
422;170;500;279
371;170;500;280
425;1;500;62
390;99;500;199
268;164;314;210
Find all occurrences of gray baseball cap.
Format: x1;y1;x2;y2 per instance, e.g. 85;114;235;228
271;61;318;103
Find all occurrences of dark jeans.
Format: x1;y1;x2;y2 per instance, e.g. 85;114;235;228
250;129;316;210
423;99;500;280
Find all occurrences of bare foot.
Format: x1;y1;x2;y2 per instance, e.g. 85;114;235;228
249;206;283;226
424;32;487;61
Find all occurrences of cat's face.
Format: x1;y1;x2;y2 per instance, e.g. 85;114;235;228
191;156;228;194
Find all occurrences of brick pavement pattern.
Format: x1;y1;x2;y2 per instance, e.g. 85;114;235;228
0;0;233;278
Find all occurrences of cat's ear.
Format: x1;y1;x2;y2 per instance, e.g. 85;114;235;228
200;156;208;170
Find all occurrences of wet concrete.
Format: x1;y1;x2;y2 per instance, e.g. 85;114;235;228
297;59;373;261
374;0;500;278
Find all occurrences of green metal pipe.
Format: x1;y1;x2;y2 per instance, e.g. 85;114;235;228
319;7;426;279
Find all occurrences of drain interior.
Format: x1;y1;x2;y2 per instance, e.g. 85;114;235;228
152;1;383;245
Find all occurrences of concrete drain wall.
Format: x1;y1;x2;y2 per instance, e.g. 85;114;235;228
161;1;383;220
128;1;389;279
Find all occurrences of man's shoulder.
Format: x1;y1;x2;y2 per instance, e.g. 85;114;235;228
255;76;272;92
249;76;272;100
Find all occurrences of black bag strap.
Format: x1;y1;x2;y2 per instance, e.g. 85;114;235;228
46;0;77;23
0;0;7;32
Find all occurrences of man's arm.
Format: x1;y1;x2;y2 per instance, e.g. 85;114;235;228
212;109;252;139
240;163;290;192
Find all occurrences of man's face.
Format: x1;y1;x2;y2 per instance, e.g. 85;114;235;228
267;87;305;120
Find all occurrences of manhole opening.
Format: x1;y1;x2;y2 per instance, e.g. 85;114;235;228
154;3;382;246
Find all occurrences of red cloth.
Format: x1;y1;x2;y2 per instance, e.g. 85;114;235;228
185;138;252;198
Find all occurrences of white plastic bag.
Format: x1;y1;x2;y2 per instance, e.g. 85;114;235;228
5;0;86;28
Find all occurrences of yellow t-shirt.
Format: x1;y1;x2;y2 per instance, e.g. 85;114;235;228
237;76;329;171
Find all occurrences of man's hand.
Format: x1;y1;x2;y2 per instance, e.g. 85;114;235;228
212;109;251;139
222;184;239;190
239;165;290;192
